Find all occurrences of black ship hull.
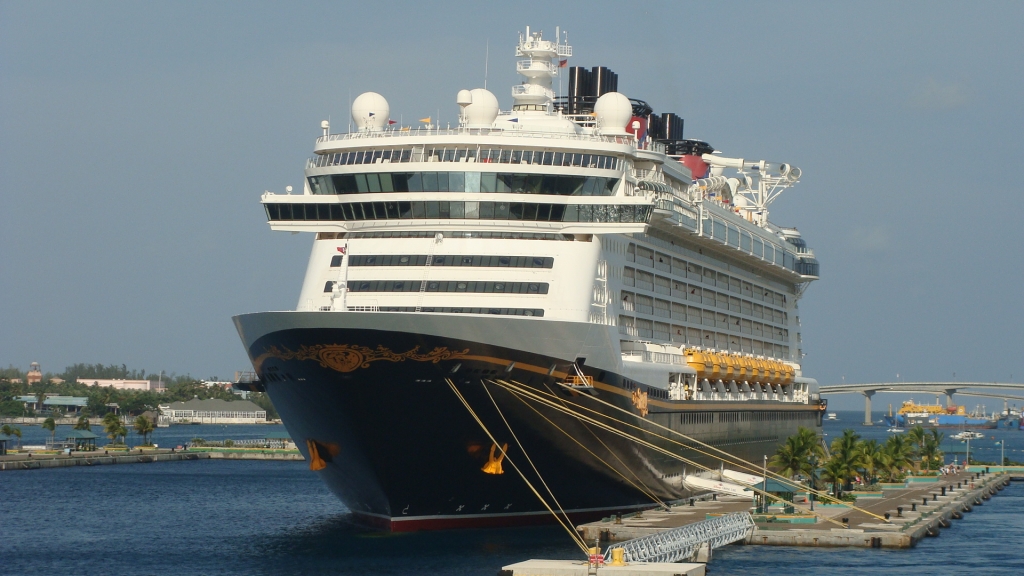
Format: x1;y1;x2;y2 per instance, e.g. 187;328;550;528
235;312;822;531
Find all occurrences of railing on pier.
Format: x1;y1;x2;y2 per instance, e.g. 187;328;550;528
615;511;755;563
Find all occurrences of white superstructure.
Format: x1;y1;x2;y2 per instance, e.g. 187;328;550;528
259;27;821;407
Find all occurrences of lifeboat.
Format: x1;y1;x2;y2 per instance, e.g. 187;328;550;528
684;349;795;387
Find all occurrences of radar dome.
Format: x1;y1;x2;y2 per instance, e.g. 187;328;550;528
351;92;390;132
593;92;632;136
461;88;499;128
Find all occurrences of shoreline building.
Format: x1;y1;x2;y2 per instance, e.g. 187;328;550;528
76;378;166;392
159;398;267;424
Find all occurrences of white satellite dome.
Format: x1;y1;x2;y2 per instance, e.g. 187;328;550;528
460;88;499;128
351;92;390;132
593;92;632;136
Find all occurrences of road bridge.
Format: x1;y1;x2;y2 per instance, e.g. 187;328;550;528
818;382;1024;425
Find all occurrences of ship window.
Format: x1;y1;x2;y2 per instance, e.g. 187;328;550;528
324;281;335;292
740;231;752;252
330;255;343;267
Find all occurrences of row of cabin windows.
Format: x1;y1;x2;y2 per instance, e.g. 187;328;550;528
620;290;789;341
674;412;814;424
351;306;544;317
308;147;621;170
332;280;549;294
628;244;788;307
617;315;791;359
622;268;787;325
336;254;554;269
308;172;619;196
266;201;651;224
337;231;573;241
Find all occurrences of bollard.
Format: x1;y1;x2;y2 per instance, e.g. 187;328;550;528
884;512;890;520
608;548;626;567
614;514;621;525
932;493;937;501
958;482;962;489
689;498;695;507
841;517;849;526
941;487;946;496
923;497;928;506
712;494;717;501
911;503;917;512
897;506;903;517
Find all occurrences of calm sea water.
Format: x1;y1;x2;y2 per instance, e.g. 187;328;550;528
1;413;1021;575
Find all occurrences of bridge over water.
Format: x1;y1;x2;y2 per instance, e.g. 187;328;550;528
817;382;1024;425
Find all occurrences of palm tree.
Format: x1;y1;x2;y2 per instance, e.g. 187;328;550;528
770;426;824;483
74;416;91;431
880;430;913;479
133;415;155;446
907;425;927;472
821;458;848;498
856;440;882;486
770;436;808;479
42;417;56;446
103;413;124;445
830;429;863;490
920;434;944;471
0;424;12;438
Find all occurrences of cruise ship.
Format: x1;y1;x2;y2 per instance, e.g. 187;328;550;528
233;27;825;531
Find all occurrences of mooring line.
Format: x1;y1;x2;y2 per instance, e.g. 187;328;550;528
508;377;887;520
492;378;850;527
444;378;589;553
479;379;577;537
492;378;670;511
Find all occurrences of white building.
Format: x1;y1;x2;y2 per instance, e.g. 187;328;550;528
77;378;165;392
159;398;267;424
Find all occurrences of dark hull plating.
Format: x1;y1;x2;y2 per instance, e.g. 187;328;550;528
246;325;822;531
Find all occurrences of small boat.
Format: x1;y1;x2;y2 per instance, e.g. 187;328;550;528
826;413;838;421
887;427;905;433
951;431;984;440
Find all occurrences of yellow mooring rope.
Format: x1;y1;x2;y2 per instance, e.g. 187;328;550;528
492;378;858;527
497;379;671;511
445;379;590;554
527;378;889;521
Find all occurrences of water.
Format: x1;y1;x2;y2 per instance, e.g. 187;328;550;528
1;413;1021;575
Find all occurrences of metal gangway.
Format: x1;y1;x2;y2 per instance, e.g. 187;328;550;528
616;511;755;563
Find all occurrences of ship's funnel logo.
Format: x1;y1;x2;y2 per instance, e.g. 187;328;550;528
481;442;509;475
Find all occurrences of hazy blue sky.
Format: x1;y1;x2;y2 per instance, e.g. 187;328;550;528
2;1;1022;410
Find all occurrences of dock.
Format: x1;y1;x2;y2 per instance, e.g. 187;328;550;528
0;448;304;471
578;468;1015;550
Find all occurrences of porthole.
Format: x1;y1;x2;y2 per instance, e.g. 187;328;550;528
399;256;410;264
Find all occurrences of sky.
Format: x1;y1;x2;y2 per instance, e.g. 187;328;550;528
2;1;1022;410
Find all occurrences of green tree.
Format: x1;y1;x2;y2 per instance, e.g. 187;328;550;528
103;413;125;444
878;434;914;481
856;439;883;486
42;417;57;445
920;431;944;471
821;458;849;498
74;416;91;431
133;415;155;446
770;426;824;483
907;425;927;472
0;424;12;437
829;429;864;492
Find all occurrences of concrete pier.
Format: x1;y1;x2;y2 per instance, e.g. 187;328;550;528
578;469;1014;550
0;448;303;471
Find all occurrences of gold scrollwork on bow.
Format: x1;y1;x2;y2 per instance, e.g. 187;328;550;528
631;388;649;418
253;344;470;373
